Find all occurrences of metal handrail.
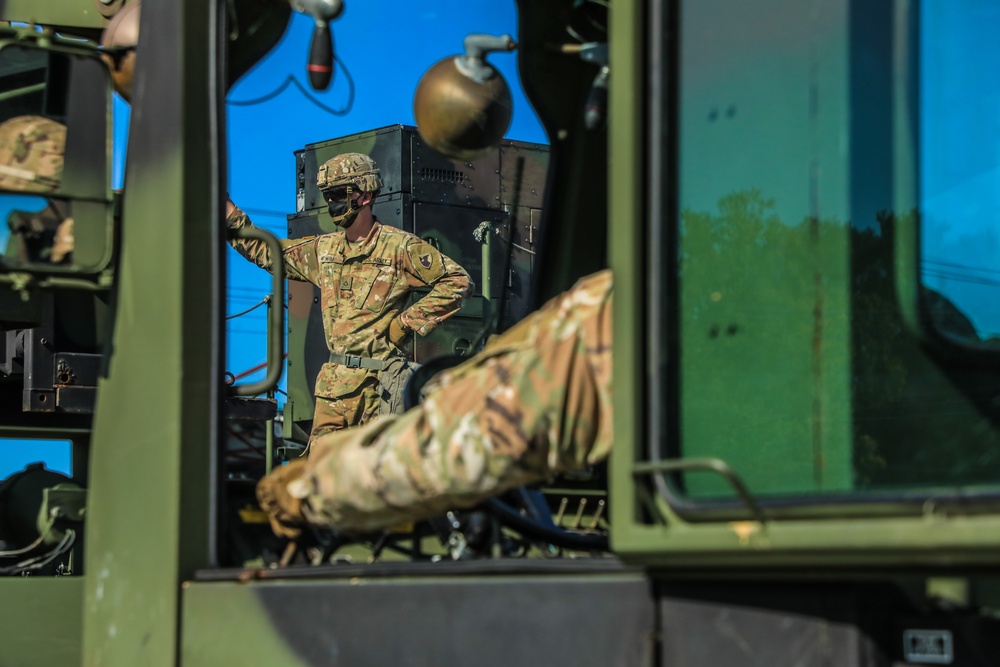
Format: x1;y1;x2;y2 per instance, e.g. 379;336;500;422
227;225;285;397
632;457;767;525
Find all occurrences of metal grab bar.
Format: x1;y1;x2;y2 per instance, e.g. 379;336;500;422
227;225;285;397
632;457;767;525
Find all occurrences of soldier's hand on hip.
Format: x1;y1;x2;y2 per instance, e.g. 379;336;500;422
388;318;412;352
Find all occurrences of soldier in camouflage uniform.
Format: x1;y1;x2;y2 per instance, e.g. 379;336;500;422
256;269;612;537
0;115;74;264
226;152;472;442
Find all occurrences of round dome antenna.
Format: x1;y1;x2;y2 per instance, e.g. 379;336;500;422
413;34;516;160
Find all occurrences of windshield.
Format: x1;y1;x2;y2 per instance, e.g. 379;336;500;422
665;0;1000;503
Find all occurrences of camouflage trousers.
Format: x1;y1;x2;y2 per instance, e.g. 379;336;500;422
309;377;381;441
309;357;419;444
289;270;614;534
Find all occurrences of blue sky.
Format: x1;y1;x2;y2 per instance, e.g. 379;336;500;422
0;1;546;479
224;3;545;388
918;0;1000;339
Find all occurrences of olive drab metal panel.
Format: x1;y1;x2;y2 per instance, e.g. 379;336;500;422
182;565;655;667
500;206;542;328
293;125;547;215
500;140;549;209
285;126;548;440
413;311;484;361
295;125;410;214
410;132;500;208
412;201;506;299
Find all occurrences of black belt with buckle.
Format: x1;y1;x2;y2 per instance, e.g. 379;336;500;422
329;353;385;371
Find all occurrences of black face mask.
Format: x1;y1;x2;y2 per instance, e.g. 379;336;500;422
324;186;362;228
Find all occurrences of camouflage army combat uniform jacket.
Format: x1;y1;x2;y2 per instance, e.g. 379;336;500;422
276;269;613;534
227;207;472;430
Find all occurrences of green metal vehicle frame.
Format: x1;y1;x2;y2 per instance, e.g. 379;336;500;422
1;0;999;664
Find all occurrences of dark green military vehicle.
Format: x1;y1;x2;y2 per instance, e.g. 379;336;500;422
1;0;999;664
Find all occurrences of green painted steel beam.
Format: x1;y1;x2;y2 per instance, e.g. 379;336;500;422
609;0;646;553
0;578;83;667
182;581;306;666
181;571;655;666
613;513;1000;569
82;0;221;663
0;0;109;31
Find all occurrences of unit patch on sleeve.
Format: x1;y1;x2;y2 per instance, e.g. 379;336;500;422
407;241;446;283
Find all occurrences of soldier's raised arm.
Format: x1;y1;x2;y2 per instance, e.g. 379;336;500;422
224;196;319;284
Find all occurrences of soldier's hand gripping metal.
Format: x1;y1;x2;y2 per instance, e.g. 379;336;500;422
256;458;309;539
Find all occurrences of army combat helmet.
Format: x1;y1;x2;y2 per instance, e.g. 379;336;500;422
316;152;383;228
0;115;65;194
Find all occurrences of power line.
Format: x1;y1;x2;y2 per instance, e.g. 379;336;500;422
240;207;294;219
922;269;1000;287
925;257;1000;277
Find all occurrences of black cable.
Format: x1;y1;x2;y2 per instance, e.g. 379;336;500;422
482;497;609;552
0;529;76;575
228;75;295;106
226;24;354;116
226;59;355;116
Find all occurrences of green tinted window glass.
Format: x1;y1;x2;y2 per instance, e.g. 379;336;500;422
669;0;1000;502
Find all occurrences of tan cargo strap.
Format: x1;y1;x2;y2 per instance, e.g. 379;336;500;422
329;353;386;371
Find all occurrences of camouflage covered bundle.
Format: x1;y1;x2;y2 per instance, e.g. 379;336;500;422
0;115;65;194
259;269;614;534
